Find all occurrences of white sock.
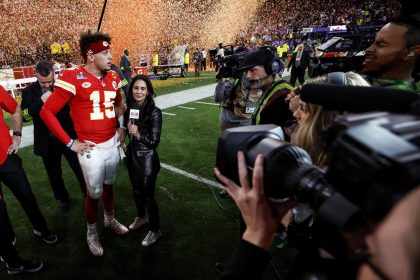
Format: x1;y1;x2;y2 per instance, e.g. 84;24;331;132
104;211;114;224
87;223;97;235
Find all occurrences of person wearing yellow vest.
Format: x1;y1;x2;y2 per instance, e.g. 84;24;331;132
183;49;190;77
61;41;70;54
152;52;159;75
235;47;294;131
50;42;62;55
282;42;289;62
276;45;283;58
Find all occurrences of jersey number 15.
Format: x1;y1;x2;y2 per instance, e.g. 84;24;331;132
90;90;116;120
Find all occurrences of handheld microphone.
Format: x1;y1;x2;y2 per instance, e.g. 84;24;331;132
300;84;420;113
128;102;140;141
129;106;140;124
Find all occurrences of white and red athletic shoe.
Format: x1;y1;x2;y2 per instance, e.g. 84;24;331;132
87;233;103;257
104;218;129;235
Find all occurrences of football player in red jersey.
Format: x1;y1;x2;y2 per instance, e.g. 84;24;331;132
40;31;128;257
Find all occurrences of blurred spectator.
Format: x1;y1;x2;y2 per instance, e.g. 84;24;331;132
192;48;203;77
120;49;132;84
287;44;310;86
201;48;207;71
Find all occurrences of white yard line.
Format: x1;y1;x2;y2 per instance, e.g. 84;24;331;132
161;163;223;189
162;112;176;116
195;101;220;106
177;106;196;110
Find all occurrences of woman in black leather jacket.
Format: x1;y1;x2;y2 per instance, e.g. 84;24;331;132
124;74;162;247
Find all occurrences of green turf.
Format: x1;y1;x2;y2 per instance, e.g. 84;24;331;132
152;71;217;96
0;94;297;279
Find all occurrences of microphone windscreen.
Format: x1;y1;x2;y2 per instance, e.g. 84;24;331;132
300;84;419;113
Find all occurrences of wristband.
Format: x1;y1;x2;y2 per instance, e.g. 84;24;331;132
66;139;74;148
118;115;125;129
13;131;22;137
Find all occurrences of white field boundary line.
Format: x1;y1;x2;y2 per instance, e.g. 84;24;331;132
161;163;223;189
195;101;220;106
162;112;176;116
177;106;196;110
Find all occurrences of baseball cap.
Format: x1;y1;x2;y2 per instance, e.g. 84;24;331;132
236;48;273;73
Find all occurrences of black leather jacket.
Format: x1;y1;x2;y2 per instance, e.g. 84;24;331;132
125;104;162;177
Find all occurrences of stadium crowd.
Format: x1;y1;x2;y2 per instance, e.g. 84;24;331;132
0;0;101;68
0;0;400;69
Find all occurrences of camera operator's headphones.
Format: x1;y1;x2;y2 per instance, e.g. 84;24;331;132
327;72;347;85
260;46;283;75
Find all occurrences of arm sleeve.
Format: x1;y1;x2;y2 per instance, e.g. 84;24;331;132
137;108;162;149
0;86;18;114
220;239;271;280
40;88;73;145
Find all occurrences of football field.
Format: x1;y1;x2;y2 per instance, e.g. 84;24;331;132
1;72;296;279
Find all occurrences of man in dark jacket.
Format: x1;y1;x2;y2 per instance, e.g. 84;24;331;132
120;49;132;83
287;44;310;86
21;61;86;212
0;85;57;271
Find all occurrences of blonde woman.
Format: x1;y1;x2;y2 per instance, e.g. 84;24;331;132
292;72;371;166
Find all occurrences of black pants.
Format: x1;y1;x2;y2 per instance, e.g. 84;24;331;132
42;136;86;200
194;63;200;77
290;66;306;87
0;189;19;265
127;149;160;232
0;154;49;235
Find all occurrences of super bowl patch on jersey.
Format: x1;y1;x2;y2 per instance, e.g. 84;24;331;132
77;72;87;80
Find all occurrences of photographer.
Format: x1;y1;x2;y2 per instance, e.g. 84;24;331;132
215;153;420;280
215;153;296;279
215;52;262;197
236;47;294;130
215;72;261;132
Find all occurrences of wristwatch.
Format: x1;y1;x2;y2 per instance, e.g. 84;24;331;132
13;131;22;137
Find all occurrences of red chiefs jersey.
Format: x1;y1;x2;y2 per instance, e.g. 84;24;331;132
0;86;18;164
43;67;123;144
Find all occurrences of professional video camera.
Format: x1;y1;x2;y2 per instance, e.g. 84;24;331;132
215;45;247;79
215;84;420;259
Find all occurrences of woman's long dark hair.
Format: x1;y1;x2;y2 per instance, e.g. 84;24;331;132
125;74;156;125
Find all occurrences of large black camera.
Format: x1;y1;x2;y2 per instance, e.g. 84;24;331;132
216;113;420;222
215;45;247;79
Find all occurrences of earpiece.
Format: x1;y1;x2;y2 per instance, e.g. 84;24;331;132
407;50;415;57
261;46;284;75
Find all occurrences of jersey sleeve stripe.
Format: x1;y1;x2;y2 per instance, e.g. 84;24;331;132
55;79;76;95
